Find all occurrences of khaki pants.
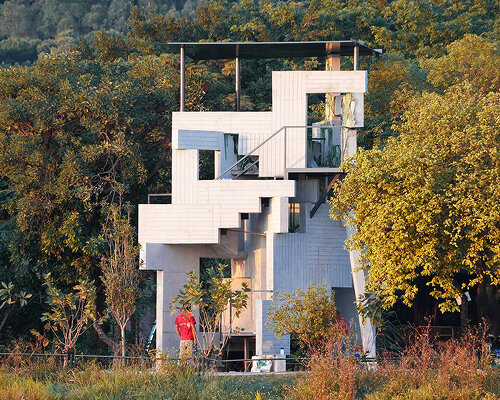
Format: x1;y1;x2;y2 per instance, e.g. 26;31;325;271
179;340;194;360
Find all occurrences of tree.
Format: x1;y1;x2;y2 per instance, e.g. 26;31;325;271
361;53;427;149
171;264;250;358
41;273;97;365
0;281;31;334
331;80;499;325
0;29;242;345
266;283;345;353
93;201;141;361
0;49;176;285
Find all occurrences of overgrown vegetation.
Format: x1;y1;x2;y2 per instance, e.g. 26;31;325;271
0;326;498;399
331;34;500;331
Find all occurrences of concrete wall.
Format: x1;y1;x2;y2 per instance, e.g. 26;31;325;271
138;180;294;245
256;300;290;355
273;204;352;293
152;244;205;351
171;71;367;179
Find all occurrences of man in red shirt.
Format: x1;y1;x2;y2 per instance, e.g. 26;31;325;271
174;308;197;359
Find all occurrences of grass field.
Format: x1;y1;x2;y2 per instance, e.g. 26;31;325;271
1;328;499;400
0;363;297;400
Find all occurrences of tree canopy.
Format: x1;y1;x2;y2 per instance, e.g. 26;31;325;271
331;35;500;317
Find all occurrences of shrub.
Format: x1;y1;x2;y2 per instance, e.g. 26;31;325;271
267;283;346;354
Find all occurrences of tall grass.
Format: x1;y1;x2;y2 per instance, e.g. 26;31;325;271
365;324;499;400
0;325;498;400
287;323;499;400
0;356;294;400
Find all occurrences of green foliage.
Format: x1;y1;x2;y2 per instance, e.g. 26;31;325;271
331;35;500;314
98;201;141;358
266;283;344;352
286;324;499;400
41;273;97;355
0;37;40;66
0;281;32;335
424;34;500;95
0;49;178;285
0;0;496;351
361;53;427;148
171;264;250;357
1;330;497;399
0;281;31;309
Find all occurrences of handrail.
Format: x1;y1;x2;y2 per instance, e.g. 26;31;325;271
215;125;327;179
215;125;287;179
147;193;172;204
233;158;259;179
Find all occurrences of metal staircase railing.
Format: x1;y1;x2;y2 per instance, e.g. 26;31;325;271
215;125;287;180
216;125;334;180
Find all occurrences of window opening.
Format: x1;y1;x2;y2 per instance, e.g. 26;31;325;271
199;150;215;180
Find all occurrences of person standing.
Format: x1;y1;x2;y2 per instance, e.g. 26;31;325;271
174;308;197;359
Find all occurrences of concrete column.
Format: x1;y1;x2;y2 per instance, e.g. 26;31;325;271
325;51;341;121
154;245;201;352
345;225;376;358
235;44;241;111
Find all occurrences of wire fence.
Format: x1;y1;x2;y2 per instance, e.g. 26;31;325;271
0;351;388;372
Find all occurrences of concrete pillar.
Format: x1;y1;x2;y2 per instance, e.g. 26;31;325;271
346;225;376;358
353;45;360;71
235;44;241;111
154;245;201;352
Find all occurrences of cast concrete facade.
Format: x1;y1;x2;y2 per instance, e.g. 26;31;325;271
138;42;376;359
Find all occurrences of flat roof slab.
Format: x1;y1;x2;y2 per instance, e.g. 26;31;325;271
168;40;380;60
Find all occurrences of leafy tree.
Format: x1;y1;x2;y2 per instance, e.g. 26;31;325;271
0;0;37;39
0;37;40;65
41;273;97;365
362;53;427;149
372;0;498;58
0;43;176;344
266;283;345;353
331;38;499;325
0;48;176;280
171;264;250;358
93;200;141;360
0;28;242;344
423;34;500;95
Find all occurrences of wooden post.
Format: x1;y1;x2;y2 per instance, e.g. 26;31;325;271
325;42;341;121
243;337;249;371
180;44;185;112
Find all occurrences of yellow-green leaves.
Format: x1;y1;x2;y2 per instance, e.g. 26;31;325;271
41;273;97;353
0;281;31;309
331;45;500;314
266;283;343;353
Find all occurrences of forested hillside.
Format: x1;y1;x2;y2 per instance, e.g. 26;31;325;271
0;0;202;65
0;0;498;353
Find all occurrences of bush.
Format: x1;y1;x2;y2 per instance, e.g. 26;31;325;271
266;283;346;354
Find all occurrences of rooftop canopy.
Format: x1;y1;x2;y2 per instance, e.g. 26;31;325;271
168;40;381;60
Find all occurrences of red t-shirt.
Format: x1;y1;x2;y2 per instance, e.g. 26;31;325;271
174;312;196;340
